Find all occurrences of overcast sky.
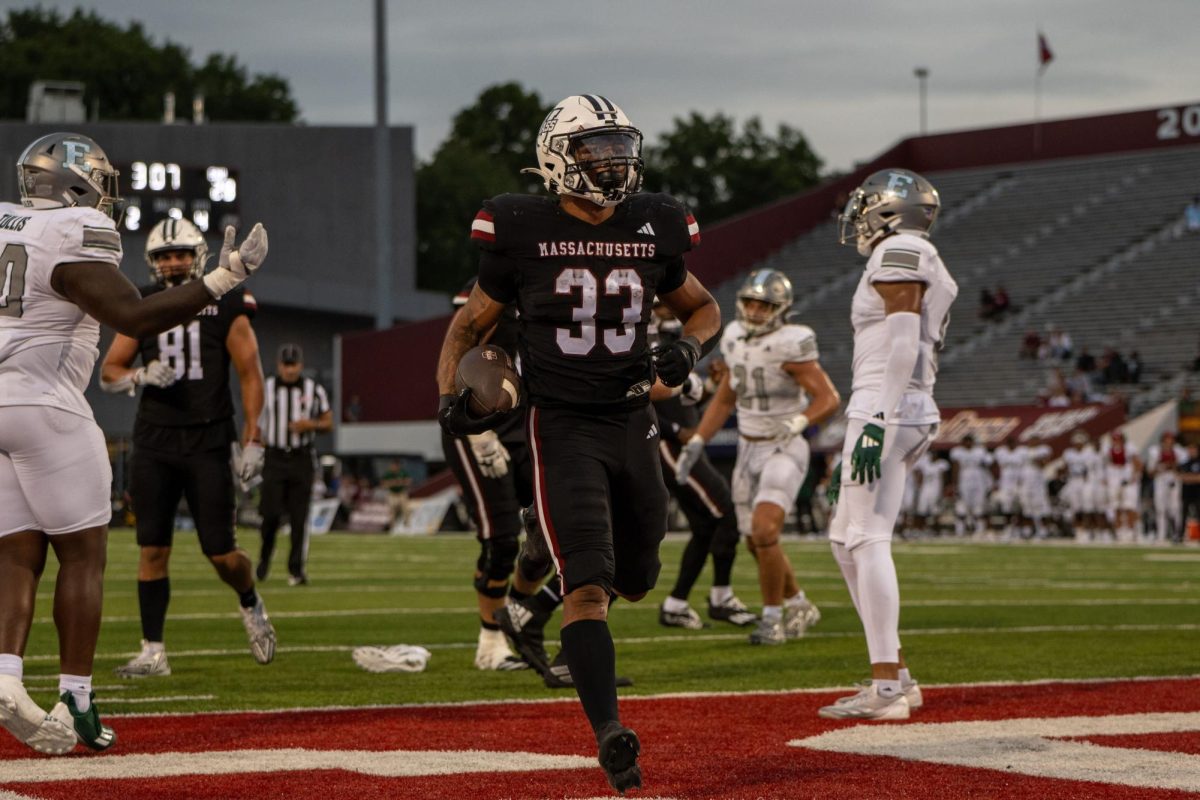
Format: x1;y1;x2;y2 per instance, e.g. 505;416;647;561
28;0;1200;172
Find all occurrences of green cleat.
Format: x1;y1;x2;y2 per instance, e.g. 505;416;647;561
59;691;116;751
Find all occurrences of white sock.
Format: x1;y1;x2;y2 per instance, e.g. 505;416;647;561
762;605;782;623
0;654;22;680
899;667;913;685
145;641;165;654
875;678;902;698
478;627;505;646
662;595;689;613
59;673;92;712
709;585;733;606
784;591;807;607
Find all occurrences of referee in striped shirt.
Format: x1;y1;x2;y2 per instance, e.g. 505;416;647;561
256;344;332;586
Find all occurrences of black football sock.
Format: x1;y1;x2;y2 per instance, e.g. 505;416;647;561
559;619;620;737
481;620;501;631
711;552;735;588
238;587;259;609
532;581;562;614
138;577;170;642
508;586;531;601
671;532;710;600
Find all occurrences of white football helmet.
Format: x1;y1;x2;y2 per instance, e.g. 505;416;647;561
17;132;120;219
145;218;209;285
522;95;643;207
736;269;793;336
838;168;940;257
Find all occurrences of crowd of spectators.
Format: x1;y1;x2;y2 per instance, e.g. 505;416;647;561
1037;342;1141;407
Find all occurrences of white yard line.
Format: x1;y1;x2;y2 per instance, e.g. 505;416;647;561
38;596;1200;627
20;623;1200;665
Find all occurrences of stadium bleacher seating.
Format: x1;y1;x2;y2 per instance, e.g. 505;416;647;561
710;145;1200;413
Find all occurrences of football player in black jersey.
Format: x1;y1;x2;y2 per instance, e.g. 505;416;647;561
100;218;276;677
437;94;720;794
649;302;756;631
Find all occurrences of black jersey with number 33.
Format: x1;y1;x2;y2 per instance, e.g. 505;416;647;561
473;192;699;410
134;284;255;427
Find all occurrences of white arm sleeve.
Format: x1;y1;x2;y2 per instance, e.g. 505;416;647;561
874;311;921;421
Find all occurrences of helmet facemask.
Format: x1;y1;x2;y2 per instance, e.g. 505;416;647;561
735;269;794;336
524;96;644;208
17;133;122;220
838;169;940;257
145;218;209;286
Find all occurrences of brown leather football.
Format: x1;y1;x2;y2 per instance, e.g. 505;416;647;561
454;345;522;417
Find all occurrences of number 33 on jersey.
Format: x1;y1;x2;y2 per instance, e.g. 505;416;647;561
134;284;256;427
472;192;700;410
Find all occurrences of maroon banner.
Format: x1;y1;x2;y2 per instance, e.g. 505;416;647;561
810;402;1126;456
932;402;1126;454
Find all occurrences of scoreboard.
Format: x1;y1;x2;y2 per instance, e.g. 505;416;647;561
116;161;240;234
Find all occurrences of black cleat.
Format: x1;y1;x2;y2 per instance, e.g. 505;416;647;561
597;722;642;795
707;595;758;627
255;561;269;582
495;600;552;675
542;650;633;689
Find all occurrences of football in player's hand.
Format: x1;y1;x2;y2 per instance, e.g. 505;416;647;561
454;345;522;417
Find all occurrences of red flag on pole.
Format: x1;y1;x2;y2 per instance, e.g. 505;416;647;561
1038;32;1054;71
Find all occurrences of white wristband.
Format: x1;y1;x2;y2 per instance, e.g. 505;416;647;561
202;269;241;299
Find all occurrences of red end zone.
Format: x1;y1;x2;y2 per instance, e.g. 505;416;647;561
3;678;1199;799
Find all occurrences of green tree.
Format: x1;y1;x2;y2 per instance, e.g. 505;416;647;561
0;8;298;122
416;83;551;294
643;112;823;223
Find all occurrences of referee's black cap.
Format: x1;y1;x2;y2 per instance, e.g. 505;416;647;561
278;343;303;364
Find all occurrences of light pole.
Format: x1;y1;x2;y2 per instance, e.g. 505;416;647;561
914;67;929;135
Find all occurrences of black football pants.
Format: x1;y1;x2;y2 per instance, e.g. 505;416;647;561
259;448;315;579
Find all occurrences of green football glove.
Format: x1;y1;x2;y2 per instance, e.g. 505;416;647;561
850;420;885;484
826;461;842;505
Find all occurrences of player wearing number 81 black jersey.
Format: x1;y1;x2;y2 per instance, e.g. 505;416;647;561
437;94;721;794
100;217;276;678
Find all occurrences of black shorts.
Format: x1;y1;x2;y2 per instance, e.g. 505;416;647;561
441;430;532;544
130;443;236;556
527;404;667;596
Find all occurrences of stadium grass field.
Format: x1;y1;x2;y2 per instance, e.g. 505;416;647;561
17;529;1200;716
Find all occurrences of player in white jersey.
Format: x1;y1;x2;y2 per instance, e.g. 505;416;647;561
991;437;1026;532
1146;430;1188;541
1061;431;1106;540
1018;443;1052;538
912;451;949;533
821;168;956;721
1105;430;1143;541
675;269;840;646
0;133;268;755
949;435;993;535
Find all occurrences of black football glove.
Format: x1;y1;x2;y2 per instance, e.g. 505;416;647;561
652;335;702;388
438;390;509;437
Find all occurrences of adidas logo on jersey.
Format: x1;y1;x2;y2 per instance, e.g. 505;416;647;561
636;222;656;236
646;423;659;440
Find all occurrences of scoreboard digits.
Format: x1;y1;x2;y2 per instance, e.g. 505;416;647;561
118;162;241;234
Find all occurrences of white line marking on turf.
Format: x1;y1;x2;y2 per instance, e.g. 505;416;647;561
41;597;1200;627
790;712;1200;792
100;694;216;704
1144;553;1200;562
0;748;594;783
21;624;1200;665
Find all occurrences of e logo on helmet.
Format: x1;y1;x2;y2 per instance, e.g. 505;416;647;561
886;172;914;197
61;140;93;173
